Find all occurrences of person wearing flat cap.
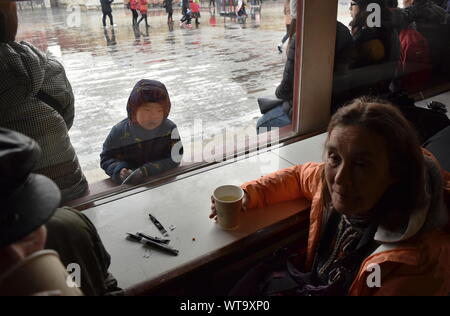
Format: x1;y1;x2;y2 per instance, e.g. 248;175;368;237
0;128;121;296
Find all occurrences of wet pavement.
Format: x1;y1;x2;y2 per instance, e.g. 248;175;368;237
16;3;290;181
16;2;353;182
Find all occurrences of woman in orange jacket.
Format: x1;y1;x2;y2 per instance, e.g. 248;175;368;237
211;97;450;296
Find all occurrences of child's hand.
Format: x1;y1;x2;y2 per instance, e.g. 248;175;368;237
120;168;132;181
121;167;147;185
209;192;249;221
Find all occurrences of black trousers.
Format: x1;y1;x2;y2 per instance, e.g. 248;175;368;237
102;12;113;26
137;14;149;27
131;9;138;25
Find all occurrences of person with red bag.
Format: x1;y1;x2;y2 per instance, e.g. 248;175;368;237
190;0;201;25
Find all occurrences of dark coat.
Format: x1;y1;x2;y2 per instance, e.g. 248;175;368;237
275;37;296;102
275;22;354;102
182;0;190;11
100;119;183;183
402;0;449;29
100;0;114;14
0;42;87;202
164;0;173;13
351;19;400;68
334;22;354;73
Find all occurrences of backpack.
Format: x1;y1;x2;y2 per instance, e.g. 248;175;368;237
398;29;432;93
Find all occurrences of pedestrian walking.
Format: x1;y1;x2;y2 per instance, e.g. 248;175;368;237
182;0;190;19
100;0;114;27
137;0;149;28
190;0;201;25
181;0;192;27
163;0;174;23
130;0;139;26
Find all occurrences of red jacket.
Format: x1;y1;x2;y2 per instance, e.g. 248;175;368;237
130;0;138;10
139;0;148;14
190;1;200;13
241;150;450;296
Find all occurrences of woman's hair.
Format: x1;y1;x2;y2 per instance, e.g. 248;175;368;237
127;80;171;123
0;2;18;43
322;97;426;229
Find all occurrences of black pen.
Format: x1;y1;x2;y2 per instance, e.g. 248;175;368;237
148;213;169;237
137;232;170;244
126;233;179;256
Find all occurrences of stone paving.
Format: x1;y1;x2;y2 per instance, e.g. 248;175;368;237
16;2;353;182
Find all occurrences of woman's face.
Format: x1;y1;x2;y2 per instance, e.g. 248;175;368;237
325;125;396;216
349;1;361;19
135;102;165;130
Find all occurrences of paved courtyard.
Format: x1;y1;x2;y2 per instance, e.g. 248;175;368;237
16;2;352;182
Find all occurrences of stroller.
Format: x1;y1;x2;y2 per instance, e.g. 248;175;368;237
180;9;192;26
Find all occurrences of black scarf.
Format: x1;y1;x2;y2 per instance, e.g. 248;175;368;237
312;210;380;294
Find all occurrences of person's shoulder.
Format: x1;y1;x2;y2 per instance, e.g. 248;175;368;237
110;118;130;134
162;118;178;130
158;119;180;138
19;41;47;58
1;41;47;62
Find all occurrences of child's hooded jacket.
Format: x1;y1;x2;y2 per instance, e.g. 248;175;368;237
100;80;183;183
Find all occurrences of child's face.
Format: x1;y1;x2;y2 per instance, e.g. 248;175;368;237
135;102;165;130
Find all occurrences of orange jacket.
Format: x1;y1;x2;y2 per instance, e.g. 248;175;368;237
241;152;450;296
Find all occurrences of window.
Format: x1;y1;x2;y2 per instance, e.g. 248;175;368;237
6;0;328;206
333;0;450;116
9;0;448;207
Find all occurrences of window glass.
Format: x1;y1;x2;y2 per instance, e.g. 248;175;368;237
3;0;301;203
333;0;450;121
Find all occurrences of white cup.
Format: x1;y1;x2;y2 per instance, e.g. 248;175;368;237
0;250;83;296
213;185;244;230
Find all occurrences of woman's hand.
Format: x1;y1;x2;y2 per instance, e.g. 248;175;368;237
209;192;249;220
